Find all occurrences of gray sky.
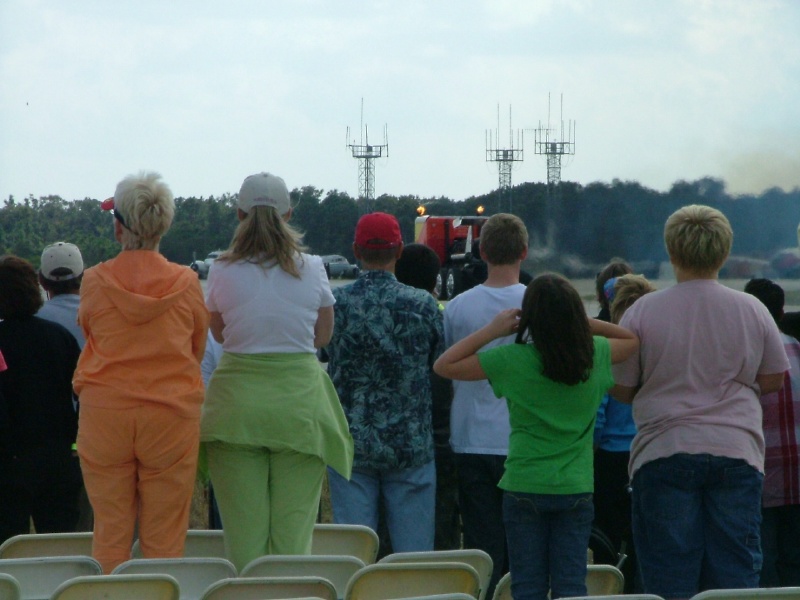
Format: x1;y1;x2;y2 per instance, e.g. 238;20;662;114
1;0;798;203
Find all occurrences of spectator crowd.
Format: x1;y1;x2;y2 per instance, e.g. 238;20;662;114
1;170;799;600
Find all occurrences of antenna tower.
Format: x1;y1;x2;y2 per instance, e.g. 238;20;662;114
534;94;575;202
346;99;388;213
485;104;523;211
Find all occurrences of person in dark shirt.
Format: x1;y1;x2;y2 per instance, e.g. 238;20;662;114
781;311;800;341
395;243;461;552
0;255;82;543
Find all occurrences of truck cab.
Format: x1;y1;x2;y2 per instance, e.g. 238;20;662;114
415;215;489;300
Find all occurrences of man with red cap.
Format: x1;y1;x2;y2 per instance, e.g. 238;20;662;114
325;212;443;551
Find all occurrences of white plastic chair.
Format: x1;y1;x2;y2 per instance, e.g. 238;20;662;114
0;573;20;600
691;589;800;600
0;556;101;599
199;576;337;600
585;564;625;596
0;533;93;559
112;557;237;600
311;525;380;565
491;573;511;600
560;595;665;600
344;562;481;600
240;555;364;599
492;564;626;600
131;530;226;559
379;595;477;600
50;573;180;600
379;550;493;600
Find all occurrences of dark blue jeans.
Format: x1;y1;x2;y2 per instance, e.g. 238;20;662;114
455;453;508;599
503;491;594;600
632;454;763;599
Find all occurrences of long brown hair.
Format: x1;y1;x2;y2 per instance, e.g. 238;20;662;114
218;206;306;277
515;273;594;385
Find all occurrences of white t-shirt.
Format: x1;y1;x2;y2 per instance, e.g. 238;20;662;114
613;279;790;477
206;253;335;354
444;282;526;454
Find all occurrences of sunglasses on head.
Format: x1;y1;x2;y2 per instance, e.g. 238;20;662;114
102;197;133;232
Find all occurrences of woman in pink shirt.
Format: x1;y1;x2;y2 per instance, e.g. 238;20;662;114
612;205;789;599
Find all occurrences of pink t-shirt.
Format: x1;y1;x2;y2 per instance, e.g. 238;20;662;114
613;279;790;478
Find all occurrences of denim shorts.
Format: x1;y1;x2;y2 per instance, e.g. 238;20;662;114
631;453;763;599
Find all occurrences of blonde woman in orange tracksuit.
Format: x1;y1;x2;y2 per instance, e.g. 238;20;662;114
73;171;209;573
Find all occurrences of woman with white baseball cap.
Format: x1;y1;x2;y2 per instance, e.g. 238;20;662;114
201;172;352;570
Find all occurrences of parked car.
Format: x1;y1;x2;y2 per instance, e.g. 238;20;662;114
322;255;359;279
190;250;222;279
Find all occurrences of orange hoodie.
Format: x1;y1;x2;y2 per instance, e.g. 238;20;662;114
73;251;210;418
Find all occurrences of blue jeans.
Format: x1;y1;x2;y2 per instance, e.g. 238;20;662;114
503;491;594;600
455;453;508;599
327;461;435;552
632;454;763;599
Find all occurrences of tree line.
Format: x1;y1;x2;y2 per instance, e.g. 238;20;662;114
2;177;798;276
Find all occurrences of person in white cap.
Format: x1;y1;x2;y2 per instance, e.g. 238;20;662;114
38;242;85;348
37;241;93;532
201;172;352;571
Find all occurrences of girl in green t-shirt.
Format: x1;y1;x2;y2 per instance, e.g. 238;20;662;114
434;273;638;600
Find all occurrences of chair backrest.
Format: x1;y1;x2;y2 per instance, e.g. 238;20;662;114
379;550;493;600
492;565;626;600
585;564;625;596
132;530;227;559
311;525;380;565
0;573;20;600
199;576;337;600
112;557;237;600
0;534;93;559
379;596;477;600
691;589;800;600
240;555;365;598
344;562;481;600
491;573;511;600
50;574;181;600
0;556;101;600
559;595;665;600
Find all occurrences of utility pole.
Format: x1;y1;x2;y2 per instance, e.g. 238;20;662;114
346;99;388;214
533;93;575;205
485;104;523;212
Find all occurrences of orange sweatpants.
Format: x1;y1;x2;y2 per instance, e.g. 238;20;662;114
77;403;199;573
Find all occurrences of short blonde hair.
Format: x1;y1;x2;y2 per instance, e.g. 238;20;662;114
114;171;175;250
664;204;732;274
610;274;656;324
479;213;528;265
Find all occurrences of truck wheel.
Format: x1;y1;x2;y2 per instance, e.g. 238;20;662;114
437;268;449;301
444;269;456;300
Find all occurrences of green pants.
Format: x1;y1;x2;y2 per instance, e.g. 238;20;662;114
206;442;325;571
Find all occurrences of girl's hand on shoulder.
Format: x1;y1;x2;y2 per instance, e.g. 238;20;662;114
488;308;521;338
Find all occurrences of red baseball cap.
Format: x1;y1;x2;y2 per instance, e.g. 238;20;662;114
355;212;402;249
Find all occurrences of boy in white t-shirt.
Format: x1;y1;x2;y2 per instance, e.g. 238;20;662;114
443;213;528;597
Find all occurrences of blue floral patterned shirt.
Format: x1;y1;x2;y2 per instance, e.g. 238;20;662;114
327;270;443;470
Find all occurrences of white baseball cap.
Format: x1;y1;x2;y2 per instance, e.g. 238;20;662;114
40;242;84;281
238;172;291;215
